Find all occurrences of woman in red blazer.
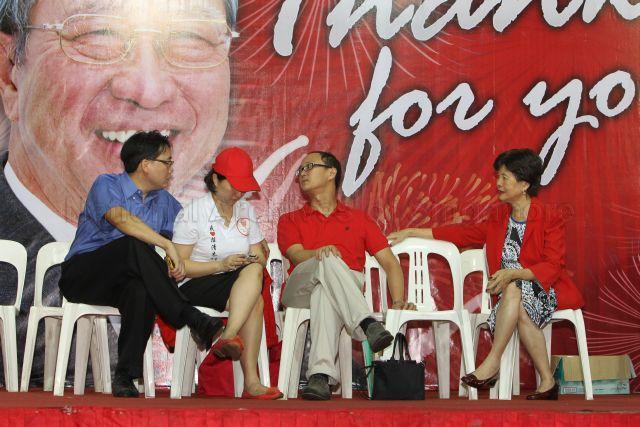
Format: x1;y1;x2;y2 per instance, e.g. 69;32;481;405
388;149;584;400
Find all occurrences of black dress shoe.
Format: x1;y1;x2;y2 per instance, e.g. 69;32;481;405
461;372;499;389
112;373;140;398
526;382;559;400
364;322;394;353
190;315;223;351
301;374;330;400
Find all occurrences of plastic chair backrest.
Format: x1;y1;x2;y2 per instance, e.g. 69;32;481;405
391;238;463;311
364;253;384;312
266;243;284;282
460;248;491;314
0;240;28;310
34;242;71;307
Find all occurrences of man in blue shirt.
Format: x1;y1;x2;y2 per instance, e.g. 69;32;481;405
59;132;223;397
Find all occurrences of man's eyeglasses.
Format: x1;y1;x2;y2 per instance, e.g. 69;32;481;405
148;158;174;167
25;14;239;69
295;163;332;176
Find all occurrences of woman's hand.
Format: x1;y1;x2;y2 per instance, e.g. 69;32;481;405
222;254;251;272
387;229;412;246
486;269;516;295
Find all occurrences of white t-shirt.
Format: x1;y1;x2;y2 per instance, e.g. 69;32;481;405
172;194;264;280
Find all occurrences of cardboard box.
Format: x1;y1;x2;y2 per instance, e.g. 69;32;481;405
551;355;636;395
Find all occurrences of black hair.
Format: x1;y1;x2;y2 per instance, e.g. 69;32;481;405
120;131;171;174
310;151;342;190
204;169;227;193
493;148;543;196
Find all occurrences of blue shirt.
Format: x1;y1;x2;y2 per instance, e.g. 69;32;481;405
66;173;182;260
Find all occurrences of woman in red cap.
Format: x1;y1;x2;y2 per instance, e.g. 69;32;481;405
172;147;282;399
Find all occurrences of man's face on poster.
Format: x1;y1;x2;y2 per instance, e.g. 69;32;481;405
0;0;231;222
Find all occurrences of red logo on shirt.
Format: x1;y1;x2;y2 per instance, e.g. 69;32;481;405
210;231;216;237
237;218;250;236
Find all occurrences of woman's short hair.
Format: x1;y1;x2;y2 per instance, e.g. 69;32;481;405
120;131;171;173
204;169;227;193
493;148;543;196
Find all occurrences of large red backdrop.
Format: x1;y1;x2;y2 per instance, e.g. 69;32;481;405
1;0;638;392
224;1;640;390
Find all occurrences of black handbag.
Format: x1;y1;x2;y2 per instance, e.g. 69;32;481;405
367;332;425;400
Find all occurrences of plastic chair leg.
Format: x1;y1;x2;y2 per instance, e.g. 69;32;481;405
574;310;594;400
433;321;451;399
73;316;93;395
0;309;19;392
496;331;517;400
181;335;198;397
257;322;271;387
143;337;155;398
94;317;112;394
43;317;61;392
53;309;79;396
277;308;307;400
381;309;402;360
512;337;520;396
458;312;478;400
20;312;42;392
232;360;244;397
170;327;189;399
338;328;352;398
89;322;103;393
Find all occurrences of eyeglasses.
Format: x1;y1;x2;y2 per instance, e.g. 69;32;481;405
295;163;332;176
148;158;174;167
25;14;239;69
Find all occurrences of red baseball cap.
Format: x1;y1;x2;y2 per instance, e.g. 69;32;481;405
211;147;260;192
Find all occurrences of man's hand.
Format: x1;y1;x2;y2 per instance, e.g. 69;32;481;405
222;254;251;272
165;243;186;281
391;300;417;310
486;269;516;295
315;245;342;260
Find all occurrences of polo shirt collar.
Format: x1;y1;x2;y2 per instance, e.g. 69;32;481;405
302;200;351;219
208;194;238;225
118;172;159;201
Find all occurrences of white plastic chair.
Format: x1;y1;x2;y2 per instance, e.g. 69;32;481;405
0;240;27;392
169;245;275;399
457;249;519;400
277;250;383;400
541;310;593;400
43;243;154;397
459;249;593;400
20;242;111;394
382;238;478;400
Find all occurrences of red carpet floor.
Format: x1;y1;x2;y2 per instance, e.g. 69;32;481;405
0;389;639;426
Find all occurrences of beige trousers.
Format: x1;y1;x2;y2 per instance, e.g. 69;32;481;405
281;255;371;382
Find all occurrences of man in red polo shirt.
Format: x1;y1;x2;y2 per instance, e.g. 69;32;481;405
277;151;415;400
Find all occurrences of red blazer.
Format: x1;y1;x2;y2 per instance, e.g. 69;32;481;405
432;198;584;310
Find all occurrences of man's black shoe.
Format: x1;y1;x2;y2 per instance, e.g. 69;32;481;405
112;373;140;398
301;374;330;400
190;314;223;351
365;321;394;353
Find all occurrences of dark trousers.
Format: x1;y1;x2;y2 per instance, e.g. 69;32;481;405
59;236;189;378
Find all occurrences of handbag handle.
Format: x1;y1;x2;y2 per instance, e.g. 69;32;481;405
390;332;411;361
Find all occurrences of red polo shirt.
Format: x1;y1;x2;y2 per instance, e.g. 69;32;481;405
277;202;389;272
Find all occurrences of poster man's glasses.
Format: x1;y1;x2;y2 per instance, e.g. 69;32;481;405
26;14;239;69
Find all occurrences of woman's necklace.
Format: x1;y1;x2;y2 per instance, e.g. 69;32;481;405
212;195;234;227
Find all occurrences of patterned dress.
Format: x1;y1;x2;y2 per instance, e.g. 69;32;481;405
487;217;558;334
